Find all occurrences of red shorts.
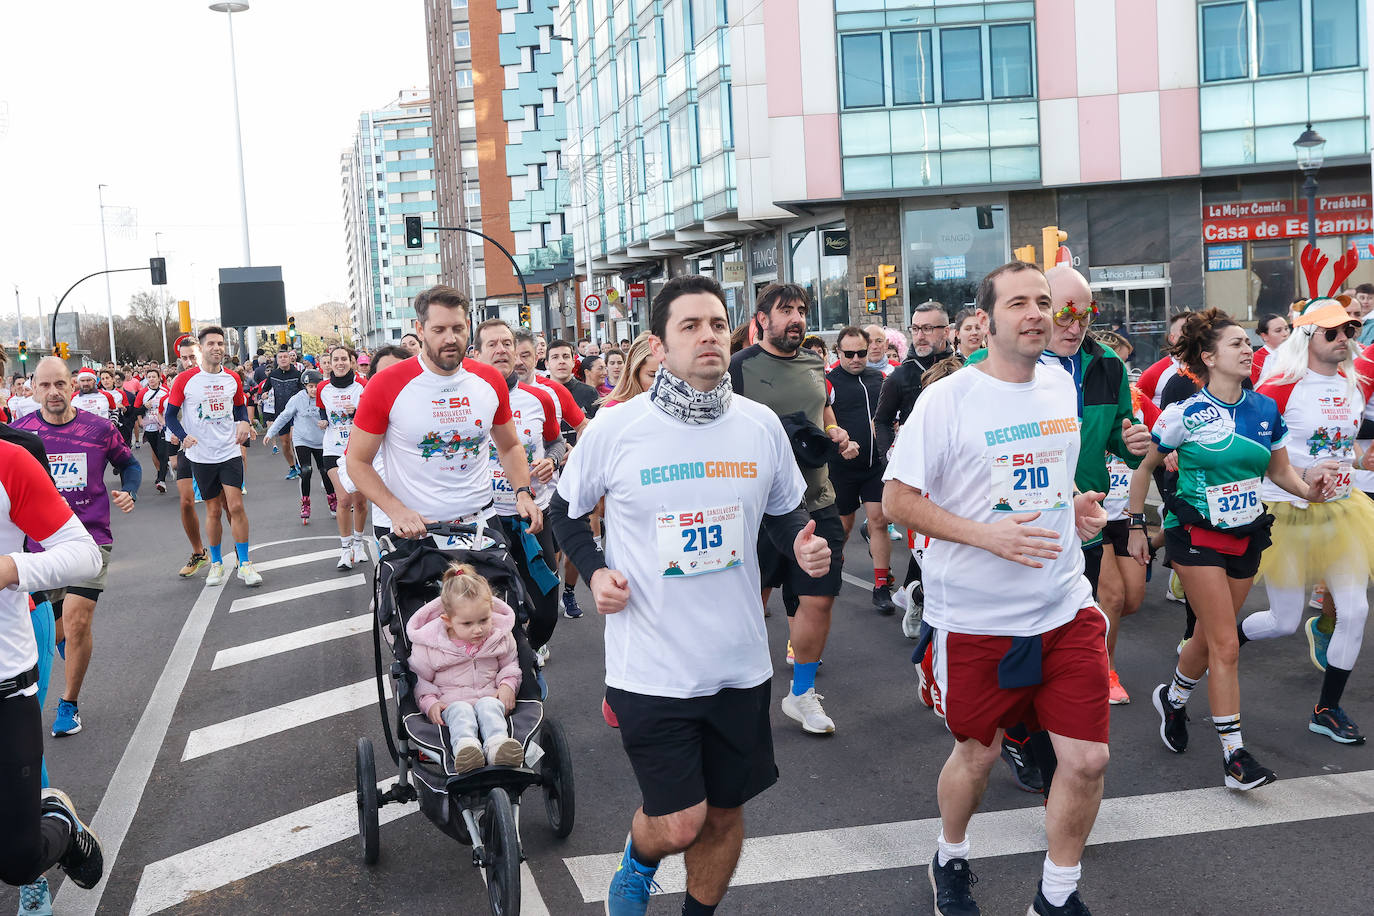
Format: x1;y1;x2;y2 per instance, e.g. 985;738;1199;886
930;606;1109;747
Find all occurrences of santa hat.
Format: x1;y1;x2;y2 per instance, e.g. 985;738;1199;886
77;367;98;379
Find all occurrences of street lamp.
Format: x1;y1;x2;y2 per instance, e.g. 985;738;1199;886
1293;122;1327;249
209;1;252;269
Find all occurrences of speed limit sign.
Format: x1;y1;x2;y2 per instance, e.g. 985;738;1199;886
582;293;603;313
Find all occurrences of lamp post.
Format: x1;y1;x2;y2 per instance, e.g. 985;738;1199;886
209;2;252;268
97;184;119;363
1293;122;1327;250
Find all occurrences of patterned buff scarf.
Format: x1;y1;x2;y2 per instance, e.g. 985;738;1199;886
648;365;733;425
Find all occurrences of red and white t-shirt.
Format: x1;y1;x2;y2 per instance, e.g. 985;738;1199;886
73;389;119;421
532;375;587;429
317;374;367;457
1136;356;1180;408
490;382;560;515
352;357;512;522
168;367;248;464
136;386;169;431
1259;371;1373;506
0;442;102;688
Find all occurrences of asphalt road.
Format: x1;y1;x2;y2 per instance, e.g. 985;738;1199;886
6;441;1374;916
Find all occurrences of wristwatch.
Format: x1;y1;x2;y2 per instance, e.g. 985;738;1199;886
1128;512;1147;528
514;486;534;500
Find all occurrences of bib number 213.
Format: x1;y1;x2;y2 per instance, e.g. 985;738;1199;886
682;524;723;552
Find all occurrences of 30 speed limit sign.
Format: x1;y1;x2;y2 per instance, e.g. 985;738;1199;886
582;293;603;313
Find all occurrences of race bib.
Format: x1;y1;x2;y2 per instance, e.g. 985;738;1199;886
204;397;229;420
656;503;746;577
261;390;275;413
990;449;1071;513
1106;458;1131;502
1331;462;1354;501
49;452;88;491
1205;477;1261;528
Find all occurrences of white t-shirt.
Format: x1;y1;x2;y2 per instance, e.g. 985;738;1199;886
136;386;168;431
8;396;38;419
72;390;118;421
352;356;512;522
557;395;806;699
1259;372;1363;507
884;363;1094;637
490;381;561;515
317;374;367;457
167;367;247;464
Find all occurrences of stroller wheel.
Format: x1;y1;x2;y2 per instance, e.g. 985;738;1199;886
482;788;521;916
356;738;380;865
540;717;576;838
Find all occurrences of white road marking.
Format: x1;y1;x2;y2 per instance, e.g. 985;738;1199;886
563;769;1374;901
841;571;872;591
182;676;391;761
250;548;343;572
228;573;367;613
211;614;372;669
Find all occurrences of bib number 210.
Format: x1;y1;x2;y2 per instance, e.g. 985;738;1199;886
682;525;723;552
1013;466;1050;490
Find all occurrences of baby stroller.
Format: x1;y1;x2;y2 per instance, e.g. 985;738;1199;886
356;522;575;916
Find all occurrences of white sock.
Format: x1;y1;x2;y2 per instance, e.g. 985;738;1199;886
936;831;970;867
1040;855;1081;907
341;536;352;548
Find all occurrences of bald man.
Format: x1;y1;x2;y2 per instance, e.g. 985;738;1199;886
863;324;899;376
12;357;141;737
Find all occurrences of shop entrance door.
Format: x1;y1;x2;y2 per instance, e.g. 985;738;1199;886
1089;265;1171;370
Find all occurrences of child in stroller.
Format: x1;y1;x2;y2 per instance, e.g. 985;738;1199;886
406;562;524;774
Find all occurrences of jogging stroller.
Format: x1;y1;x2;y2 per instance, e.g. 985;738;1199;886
355;522;575;916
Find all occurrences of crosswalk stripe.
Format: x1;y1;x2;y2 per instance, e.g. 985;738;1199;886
841;571;872;591
181;677;391;761
210;615;372;669
562;768;1374;901
250;548;343;572
228;573;367;613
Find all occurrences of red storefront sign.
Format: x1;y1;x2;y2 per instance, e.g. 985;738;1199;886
628;282;647;299
1203;194;1373;242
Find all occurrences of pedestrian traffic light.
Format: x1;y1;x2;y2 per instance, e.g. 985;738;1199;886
877;264;898;301
1014;243;1037;265
405;216;423;250
17;340;27;363
277;330;288;346
1042;226;1068;271
519;303;531;327
149;257;167;285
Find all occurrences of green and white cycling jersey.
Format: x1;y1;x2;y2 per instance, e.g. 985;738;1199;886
1151;387;1288;530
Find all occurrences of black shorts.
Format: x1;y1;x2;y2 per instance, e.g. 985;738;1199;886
264;413;293;434
1101;518;1131;555
176;451;194;481
829;462;885;516
757;504;845;610
322;454;340;472
190;456;245;500
1164;524;1267;580
605;680;777;817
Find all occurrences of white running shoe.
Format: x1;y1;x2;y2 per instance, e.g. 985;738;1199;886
894;582;924;639
535;644;550;667
337;547;354;570
351;539;369;565
781;688;835;734
236;561;263;587
205;562;227;587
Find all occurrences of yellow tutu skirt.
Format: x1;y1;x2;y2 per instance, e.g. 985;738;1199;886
1257;491;1374;589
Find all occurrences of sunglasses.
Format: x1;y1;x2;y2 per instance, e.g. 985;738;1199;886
839;348;867;358
1323;322;1363;342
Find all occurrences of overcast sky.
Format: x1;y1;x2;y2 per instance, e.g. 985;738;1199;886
0;0;428;332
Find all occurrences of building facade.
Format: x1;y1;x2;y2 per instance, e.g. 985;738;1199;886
341;90;444;350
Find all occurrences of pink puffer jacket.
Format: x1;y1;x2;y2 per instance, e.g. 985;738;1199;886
405;595;522;716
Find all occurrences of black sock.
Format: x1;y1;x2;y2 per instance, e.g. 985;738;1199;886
1236;620;1249;647
1004;722;1030;744
629;840;660;869
1183;598;1197;640
682;893;718;915
1319;665;1353;710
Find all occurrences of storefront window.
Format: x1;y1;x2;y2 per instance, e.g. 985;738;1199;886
901;204;1007;318
788;224;850;331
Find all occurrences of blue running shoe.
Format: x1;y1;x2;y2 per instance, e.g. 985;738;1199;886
56;639;65;661
52;700;81;737
562;589;584;619
285;465;300;481
606;835;659;916
1310;705;1365;745
1305;616;1330;672
18;876;53;915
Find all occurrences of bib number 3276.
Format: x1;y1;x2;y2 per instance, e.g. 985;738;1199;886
1205;477;1261;528
656;502;745;577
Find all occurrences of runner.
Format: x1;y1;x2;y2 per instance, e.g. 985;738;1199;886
599;336;659;407
263;349;304;481
548;274;828;916
1250;312;1291;383
317;346;369;569
952;307;987;361
166;336;209;577
1127;308;1331;790
1135;311;1193;407
8;378;38;420
529;339;590;618
882;260;1111;916
730;282;855;735
13;357;142;737
133;367;171;493
265;369;334;526
400;332;422;357
70;369;117;422
874;300;956;457
164;326;262;588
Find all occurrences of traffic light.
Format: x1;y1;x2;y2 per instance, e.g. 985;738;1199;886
863;275;879;313
1014;243;1037;265
1042;226;1068;271
877;264;898;301
405;216;423;250
17;340;27;364
287;316;298;341
54;342;69;359
519;303;531;327
277;330;288;346
178;300;192;334
149;257;167;285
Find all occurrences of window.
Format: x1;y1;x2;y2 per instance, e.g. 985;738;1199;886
662;0;684;63
989;24;1032;98
940;28;983;102
1202;2;1248;80
461;149;478;167
1313;0;1359;69
690;0;716;44
465;188;481;208
458;107;476;129
454;30;470;49
392;328;403;339
451;0;467;7
1256;0;1302;75
841;33;885;108
891;31;934;105
456;68;473;88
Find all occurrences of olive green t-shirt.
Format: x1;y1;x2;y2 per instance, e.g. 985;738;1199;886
728;344;834;511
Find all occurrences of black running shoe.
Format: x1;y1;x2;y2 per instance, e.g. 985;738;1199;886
929;852;980;916
1000;737;1044;794
1030;881;1092;915
872;584;896;615
1151;684;1189;753
1223;747;1277;791
40;789;104;889
1310;705;1366;745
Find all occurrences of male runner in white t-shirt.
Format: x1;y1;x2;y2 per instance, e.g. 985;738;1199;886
883;260;1110;916
549;274;831;916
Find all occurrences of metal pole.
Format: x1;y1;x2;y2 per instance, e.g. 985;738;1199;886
224;11;251;267
98;184;118;363
1304;170;1319;250
13;285;21;343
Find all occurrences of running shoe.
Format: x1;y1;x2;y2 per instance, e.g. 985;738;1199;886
51;700;81;738
895;581;925;639
786;639;794;666
872;584;896;615
453;737;485;774
1223;747;1276;791
337;547;354;570
155;480;166;494
561;589;583;619
602;695;619;728
178;551;208;577
18;876;52;915
888;524;902;541
1152;684;1189;753
1107;669;1130;705
780;688;835;734
535;644;550;667
999;737;1043;794
236;561;263;587
1029;881;1092;915
859;517;870;543
205;561;227;587
300;496;311;525
352;538;369;565
606;834;660;916
1310;705;1366;745
327;493;338;517
485;736;524;767
285;465;300;480
1165;570;1185;603
56;640;65;661
1305;616;1331;672
39;789;104;889
915;646;935;710
271;443;280;454
928;852;980;916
